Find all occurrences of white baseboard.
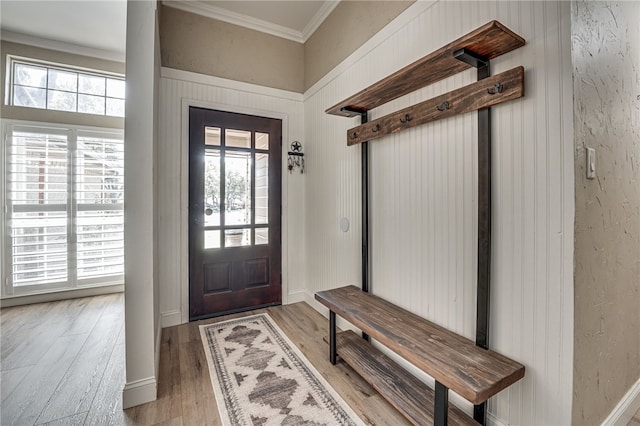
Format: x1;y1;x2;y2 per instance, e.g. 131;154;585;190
161;310;182;328
0;284;124;308
602;377;640;426
285;290;309;305
487;411;508;426
155;315;163;379
122;376;157;409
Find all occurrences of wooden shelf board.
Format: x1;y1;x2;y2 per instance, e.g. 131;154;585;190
315;286;525;404
345;66;525;145
326;20;525;117
330;330;479;426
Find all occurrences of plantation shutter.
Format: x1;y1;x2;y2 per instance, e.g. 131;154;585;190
5;125;124;292
75;133;124;282
7;128;70;287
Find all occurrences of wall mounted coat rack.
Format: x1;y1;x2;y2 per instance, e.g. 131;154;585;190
325;20;525;118
318;20;527;426
346;66;524;145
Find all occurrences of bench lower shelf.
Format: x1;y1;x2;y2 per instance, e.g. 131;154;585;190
329;330;479;426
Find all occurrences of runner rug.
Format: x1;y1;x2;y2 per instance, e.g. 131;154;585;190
199;313;365;426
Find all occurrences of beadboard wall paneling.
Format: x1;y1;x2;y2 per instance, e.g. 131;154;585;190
157;70;305;324
303;2;573;425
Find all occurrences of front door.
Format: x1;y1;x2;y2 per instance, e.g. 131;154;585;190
189;107;282;320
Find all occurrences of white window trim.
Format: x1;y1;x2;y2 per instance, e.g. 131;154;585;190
1;118;125;298
6;55;125;117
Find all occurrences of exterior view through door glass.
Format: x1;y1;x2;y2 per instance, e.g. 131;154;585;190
189;107;282;320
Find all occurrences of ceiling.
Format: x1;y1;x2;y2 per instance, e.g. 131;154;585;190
0;0;337;61
0;1;128;59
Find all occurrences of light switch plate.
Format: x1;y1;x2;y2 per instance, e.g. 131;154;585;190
586;147;596;179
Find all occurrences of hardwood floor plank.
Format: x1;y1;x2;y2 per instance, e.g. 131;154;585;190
124;327;183;424
83;341;133;426
152;417;184;426
1;302;57;364
61;294;115;336
1;366;32;403
2;296;420;425
266;303;410;425
37;412;87;426
36;297;124;424
1;299;88;370
1;333;88;426
177;340;220;425
1;303;51;331
629;407;640;426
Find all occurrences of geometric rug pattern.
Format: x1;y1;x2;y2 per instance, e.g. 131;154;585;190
200;313;365;426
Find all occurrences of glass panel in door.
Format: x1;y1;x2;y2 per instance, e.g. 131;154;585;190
224;151;251;226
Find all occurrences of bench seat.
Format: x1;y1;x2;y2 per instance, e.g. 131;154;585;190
315;285;525;423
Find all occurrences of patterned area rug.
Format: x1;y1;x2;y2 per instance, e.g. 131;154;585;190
200;313;364;426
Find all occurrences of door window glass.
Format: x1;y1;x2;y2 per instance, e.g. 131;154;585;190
225;129;250;148
224;151;251;226
204;151;221;226
202;127;270;249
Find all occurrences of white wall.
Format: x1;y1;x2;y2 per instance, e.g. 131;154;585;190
123;0;159;409
157;69;305;326
303;1;574;425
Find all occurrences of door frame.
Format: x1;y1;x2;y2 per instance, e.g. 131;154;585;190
179;99;290;324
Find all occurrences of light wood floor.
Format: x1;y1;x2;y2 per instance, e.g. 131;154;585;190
1;293;407;425
3;294;640;425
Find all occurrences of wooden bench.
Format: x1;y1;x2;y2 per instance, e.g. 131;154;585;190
315;286;525;425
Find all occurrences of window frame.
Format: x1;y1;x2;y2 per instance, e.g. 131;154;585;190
5;55;125;117
1;119;124;298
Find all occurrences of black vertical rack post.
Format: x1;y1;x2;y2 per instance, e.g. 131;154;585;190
360;111;370;342
340;107;371;342
453;48;492;426
359;110;370;299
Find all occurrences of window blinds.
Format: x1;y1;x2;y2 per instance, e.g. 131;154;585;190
5;125;124;291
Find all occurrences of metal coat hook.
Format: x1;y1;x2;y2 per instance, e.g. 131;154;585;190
349;131;358;140
436;101;450;111
371;124;381;133
400;114;412;123
287;141;304;174
487;82;503;94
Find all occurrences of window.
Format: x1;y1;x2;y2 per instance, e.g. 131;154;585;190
7;56;125;117
4;123;124;294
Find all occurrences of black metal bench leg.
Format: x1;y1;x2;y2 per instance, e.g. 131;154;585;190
435;381;449;426
474;402;486;425
329;310;337;365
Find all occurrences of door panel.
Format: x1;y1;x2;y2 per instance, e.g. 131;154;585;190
189;107;282;320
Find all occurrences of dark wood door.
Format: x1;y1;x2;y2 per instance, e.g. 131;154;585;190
189;107;282;320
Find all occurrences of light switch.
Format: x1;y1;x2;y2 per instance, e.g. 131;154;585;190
586;147;596;179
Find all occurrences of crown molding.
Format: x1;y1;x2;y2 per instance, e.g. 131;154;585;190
0;30;125;63
163;1;304;43
162;1;340;44
302;1;340;41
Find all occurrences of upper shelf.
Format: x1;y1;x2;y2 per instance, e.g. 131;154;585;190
325;20;525;117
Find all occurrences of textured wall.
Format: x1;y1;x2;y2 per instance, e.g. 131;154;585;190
304;2;574;424
571;1;640;424
159;5;304;93
304;1;414;91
